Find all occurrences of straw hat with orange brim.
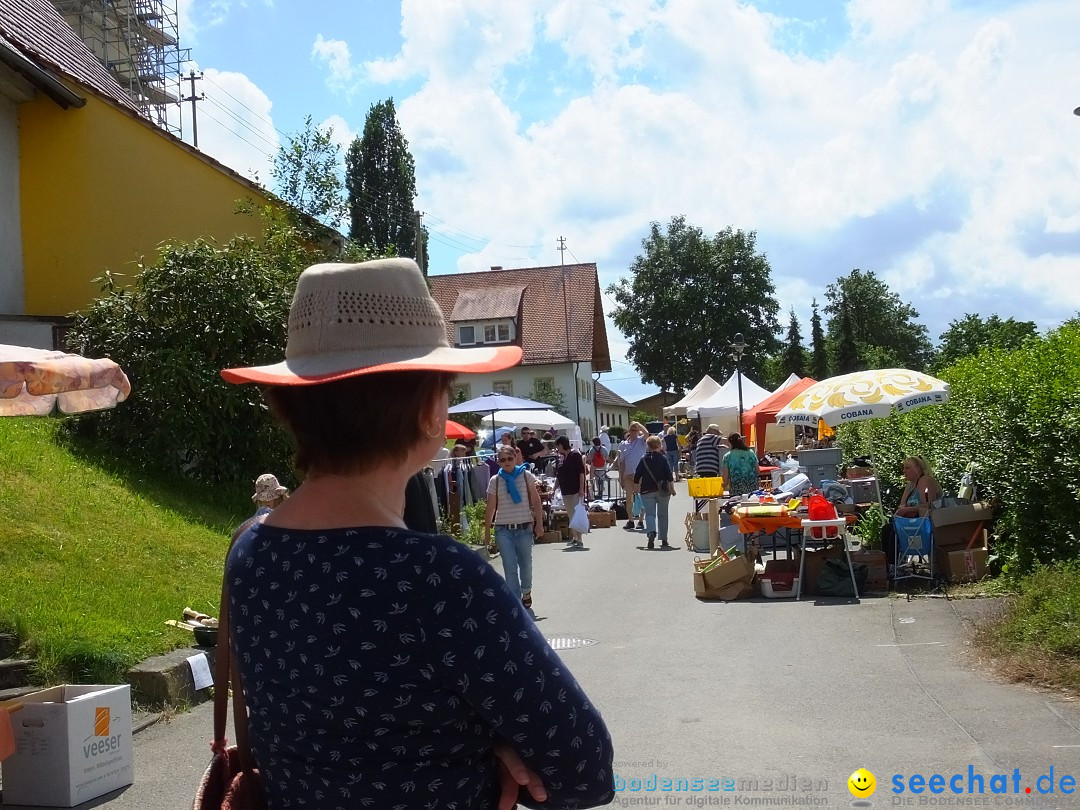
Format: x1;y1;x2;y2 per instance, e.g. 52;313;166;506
221;259;522;386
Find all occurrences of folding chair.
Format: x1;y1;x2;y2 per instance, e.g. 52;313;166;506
892;514;934;583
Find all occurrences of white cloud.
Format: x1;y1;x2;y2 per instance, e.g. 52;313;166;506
319;114;356;153
206;0;1080;398
312;35;355;89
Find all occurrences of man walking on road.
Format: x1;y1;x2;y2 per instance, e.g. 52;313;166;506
618;421;648;530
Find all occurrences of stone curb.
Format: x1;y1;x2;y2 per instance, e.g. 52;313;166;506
125;644;219;708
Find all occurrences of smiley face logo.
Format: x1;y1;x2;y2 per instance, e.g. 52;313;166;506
848;768;876;798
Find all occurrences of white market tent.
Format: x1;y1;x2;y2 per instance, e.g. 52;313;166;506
481;409;575;428
688;373;772;436
480;409;583;448
662;374;722;417
777;372;801;390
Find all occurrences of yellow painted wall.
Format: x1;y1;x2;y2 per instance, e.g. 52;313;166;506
18;93;271;316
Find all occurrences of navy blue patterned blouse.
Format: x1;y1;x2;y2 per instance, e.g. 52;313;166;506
226;525;615;809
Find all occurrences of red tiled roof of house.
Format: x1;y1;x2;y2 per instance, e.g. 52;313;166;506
0;0;141;114
429;264;611;372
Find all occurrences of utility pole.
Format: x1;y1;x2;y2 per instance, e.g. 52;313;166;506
413;210;426;275
182;70;204;148
557;235;566;266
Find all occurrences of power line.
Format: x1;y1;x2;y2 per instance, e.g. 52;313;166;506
198;107;276;161
203;94;280;151
201;73;293;141
423;212;543;250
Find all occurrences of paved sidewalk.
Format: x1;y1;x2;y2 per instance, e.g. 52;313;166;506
7;489;1079;809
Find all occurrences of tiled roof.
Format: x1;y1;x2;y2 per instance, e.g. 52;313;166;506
429;264;611;372
0;0;140;113
449;286;524;321
595;381;634;408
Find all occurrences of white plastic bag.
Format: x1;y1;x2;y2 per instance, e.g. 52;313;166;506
569;502;590;534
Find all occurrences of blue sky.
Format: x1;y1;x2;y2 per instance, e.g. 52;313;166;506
176;0;1080;401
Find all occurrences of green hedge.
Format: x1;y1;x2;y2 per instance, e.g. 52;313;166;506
838;320;1080;573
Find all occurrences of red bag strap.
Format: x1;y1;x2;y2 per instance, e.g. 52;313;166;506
212;513;265;771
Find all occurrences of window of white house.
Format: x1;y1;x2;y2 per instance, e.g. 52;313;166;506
493;380;513;395
455;320;513;346
451;383;471;402
458;325;476;345
534;377;555;396
618;414;623;426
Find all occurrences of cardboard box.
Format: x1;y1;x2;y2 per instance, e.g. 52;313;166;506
931;502;994;549
794;546;844;596
537;530;563;544
694;577;754;601
1;684;133;807
700;554;755;592
846;466;872;479
587;511;615;528
935;546;989;583
849;549;888;590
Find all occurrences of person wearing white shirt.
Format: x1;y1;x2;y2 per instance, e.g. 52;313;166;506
617;422;648;530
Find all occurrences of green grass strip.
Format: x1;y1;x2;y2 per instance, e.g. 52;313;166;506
0;418;245;684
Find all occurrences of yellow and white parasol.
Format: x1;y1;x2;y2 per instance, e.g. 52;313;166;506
775;368;949;428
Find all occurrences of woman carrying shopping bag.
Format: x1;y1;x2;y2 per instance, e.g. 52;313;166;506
634;435;676;549
555;435;588;547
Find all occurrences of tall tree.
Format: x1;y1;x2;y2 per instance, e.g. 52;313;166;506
934;314;1039;370
833;295;861;374
780;308;805;379
809;298;828;380
345;99;422;265
824;269;933;371
271;115;345;227
607;216;781;392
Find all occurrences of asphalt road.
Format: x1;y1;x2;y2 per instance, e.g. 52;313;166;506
5;488;1079;809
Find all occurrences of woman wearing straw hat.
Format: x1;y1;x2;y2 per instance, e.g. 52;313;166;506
220;259;613;810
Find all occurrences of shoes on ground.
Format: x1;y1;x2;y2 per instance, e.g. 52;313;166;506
522;592;532;608
573;539;584;547
660;542;673;549
624;521;636;530
646;531;656;550
636;521;645;530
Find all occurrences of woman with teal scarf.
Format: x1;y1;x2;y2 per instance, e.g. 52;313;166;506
485;446;545;609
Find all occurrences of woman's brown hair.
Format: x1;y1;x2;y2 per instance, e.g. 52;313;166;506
267;371;455;476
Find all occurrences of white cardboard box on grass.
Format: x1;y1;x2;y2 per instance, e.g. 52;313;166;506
1;684;133;807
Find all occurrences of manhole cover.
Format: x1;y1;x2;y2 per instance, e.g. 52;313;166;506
546;636;598;650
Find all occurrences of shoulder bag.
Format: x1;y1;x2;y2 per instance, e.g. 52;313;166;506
192;518;267;810
642;455;676;496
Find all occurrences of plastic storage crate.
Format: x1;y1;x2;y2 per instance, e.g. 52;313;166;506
760;559;799;599
687;477;724;498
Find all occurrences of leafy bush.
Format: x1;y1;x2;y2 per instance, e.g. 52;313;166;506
454;501;488;546
67;207;367;486
837;320;1080;573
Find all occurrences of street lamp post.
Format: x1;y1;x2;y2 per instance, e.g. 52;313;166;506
730;332;748;434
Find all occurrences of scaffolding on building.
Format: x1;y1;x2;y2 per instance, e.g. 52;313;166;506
51;0;188;136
